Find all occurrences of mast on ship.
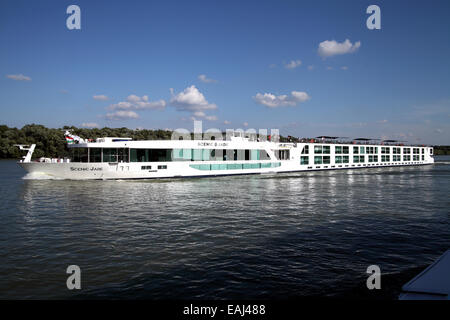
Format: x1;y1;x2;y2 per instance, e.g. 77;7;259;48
14;144;36;163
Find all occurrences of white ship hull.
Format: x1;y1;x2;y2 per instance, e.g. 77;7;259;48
18;138;435;180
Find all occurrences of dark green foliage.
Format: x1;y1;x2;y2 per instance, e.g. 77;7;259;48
433;145;450;155
0;124;173;159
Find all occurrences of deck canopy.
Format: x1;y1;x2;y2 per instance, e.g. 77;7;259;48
315;136;340;140
353;138;380;141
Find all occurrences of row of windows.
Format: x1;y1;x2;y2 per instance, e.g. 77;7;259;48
314;156;331;164
353;155;365;163
353;146;365;154
133;148;272;162
189;162;281;171
335;156;350;164
71;148;271;163
141;165;167;170
72;148;129;163
314;145;331;154
302;145;428;155
302;154;425;164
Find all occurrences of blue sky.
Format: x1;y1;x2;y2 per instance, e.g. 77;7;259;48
1;0;449;144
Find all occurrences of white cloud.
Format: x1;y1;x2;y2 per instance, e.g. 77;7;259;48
81;122;99;128
318;39;361;58
341;66;348;70
205;115;218;121
106;110;139;120
284;60;302;69
170;86;217;111
224;120;231;125
126;94;141;103
6;74;31;81
93;94;109;101
326;66;334;70
243;122;249;127
253;91;310;108
307;65;314;71
198;74;218;83
108;95;166;111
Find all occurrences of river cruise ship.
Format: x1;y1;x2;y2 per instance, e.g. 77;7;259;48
17;132;434;180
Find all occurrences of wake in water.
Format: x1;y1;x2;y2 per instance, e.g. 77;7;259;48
435;161;450;165
22;172;63;180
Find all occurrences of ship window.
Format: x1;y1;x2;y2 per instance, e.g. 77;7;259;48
130;149;172;162
158;165;167;169
173;149;192;161
353;146;359;154
335;156;342;164
141;166;152;170
360;146;365;154
89;148;102;163
245;149;250;160
276;150;290;160
335;146;342;154
314;156;322;164
103;148;118;162
192;149;203;161
300;156;309;165
236;149;245;161
314;145;322;154
301;145;309;154
259;150;270;160
202;149;211;161
251;149;260;160
72;148;88;163
117;148;129;162
227;163;242;170
323;156;330;164
343;146;349;154
211;149;224;161
323;146;330;154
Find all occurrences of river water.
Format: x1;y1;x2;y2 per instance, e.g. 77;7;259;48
0;158;449;299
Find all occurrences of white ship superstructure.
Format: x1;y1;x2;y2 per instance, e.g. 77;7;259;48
17;133;434;180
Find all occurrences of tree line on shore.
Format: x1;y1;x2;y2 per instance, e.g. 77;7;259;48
0;124;449;159
0;124;172;159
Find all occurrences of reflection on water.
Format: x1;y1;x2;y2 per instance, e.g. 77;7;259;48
0;158;449;299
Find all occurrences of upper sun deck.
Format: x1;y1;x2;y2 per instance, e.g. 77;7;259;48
68;136;275;150
297;136;430;147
